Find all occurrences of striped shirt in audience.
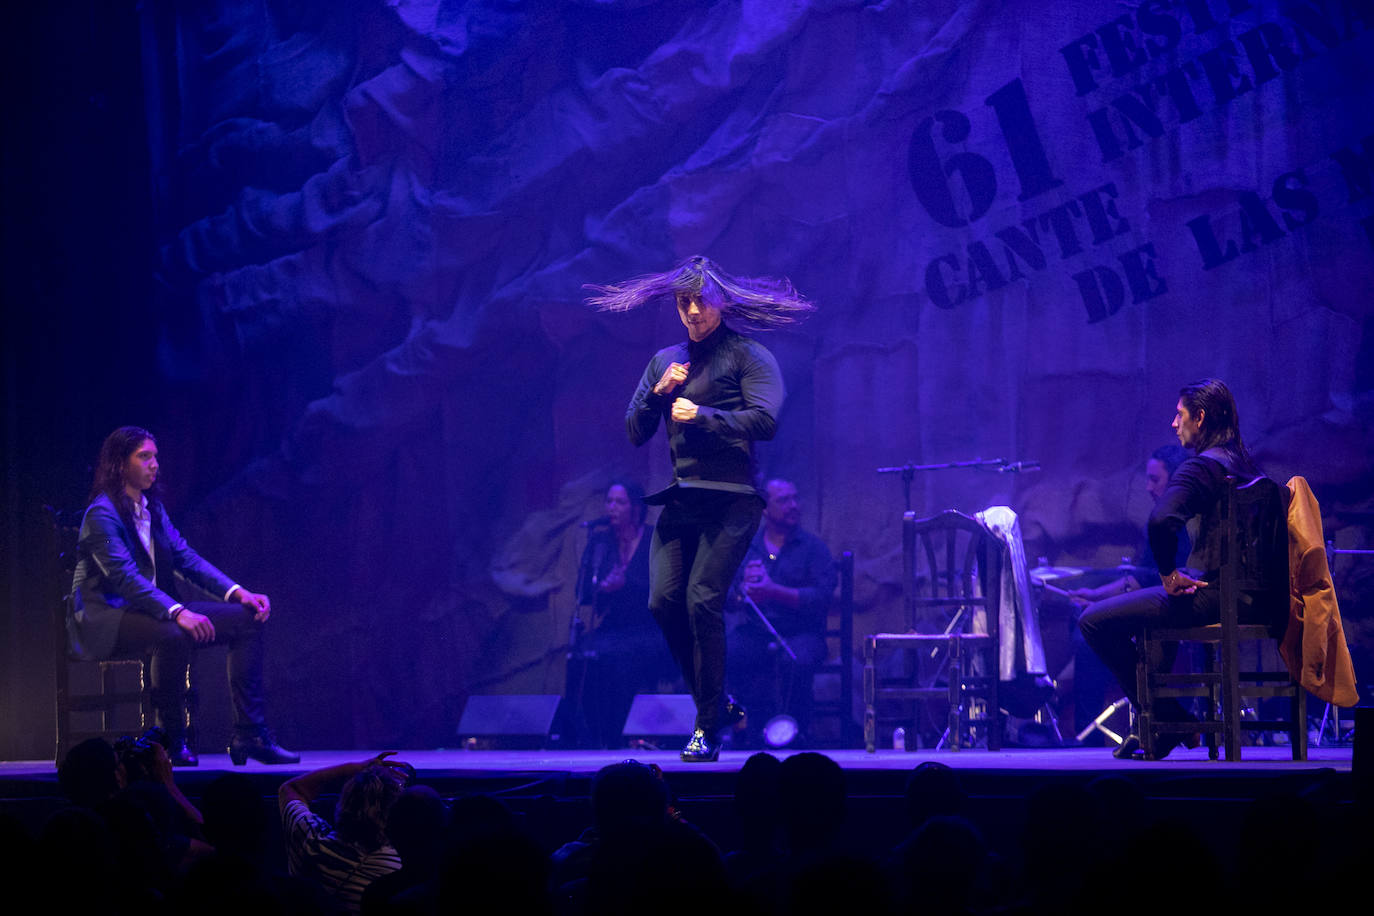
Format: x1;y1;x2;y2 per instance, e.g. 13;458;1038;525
283;798;402;914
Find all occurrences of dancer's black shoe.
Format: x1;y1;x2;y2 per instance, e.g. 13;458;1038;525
680;729;720;762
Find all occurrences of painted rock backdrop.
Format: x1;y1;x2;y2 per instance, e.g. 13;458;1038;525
3;0;1371;753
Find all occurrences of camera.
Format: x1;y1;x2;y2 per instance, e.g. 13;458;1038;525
113;726;170;783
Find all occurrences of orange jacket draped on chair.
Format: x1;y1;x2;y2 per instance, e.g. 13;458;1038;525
1281;477;1358;707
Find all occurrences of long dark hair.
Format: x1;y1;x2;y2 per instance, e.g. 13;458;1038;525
1178;379;1259;477
335;763;407;852
585;255;816;332
90;426;156;517
607;478;647;527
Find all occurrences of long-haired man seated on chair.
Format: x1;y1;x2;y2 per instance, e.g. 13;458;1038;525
1077;379;1286;759
69;426;297;766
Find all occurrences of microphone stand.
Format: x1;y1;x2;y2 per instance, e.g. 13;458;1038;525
875;458;1041;512
570;535;606;652
873;456;1043;727
558;529;607;747
736;590;798;662
733;587;798;730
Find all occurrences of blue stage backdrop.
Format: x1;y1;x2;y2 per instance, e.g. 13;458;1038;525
6;1;1371;753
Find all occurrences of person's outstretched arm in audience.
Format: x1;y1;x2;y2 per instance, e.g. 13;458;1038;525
278;752;410;811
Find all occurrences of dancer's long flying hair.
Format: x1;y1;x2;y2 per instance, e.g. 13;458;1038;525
585;255;815;331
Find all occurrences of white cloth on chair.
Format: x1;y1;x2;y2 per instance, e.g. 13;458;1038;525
976;506;1048;682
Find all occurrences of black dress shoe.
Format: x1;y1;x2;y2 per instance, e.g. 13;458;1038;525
229;730;300;765
1112;734;1142;759
1112;731;1199;760
167;740;199;767
724;696;747;731
1147;730;1201;761
680;729;720;763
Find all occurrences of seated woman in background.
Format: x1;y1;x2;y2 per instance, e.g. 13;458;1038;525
571;480;675;748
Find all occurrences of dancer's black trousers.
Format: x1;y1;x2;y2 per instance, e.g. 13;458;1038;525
648;489;762;733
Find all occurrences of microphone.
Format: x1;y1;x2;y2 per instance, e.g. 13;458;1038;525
997;461;1042;474
580;516;612;528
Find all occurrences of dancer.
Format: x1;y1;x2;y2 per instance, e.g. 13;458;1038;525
587;256;815;760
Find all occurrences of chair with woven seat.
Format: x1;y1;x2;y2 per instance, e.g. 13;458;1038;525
1135;476;1305;761
49;506;154;765
864;510;1001;752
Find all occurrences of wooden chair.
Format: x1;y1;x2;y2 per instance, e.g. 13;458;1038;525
809;551;856;747
1135;477;1306;761
50;506;154;766
864;511;1001;752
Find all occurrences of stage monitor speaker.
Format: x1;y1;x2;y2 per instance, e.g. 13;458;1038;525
622;693;696;739
457;694;562;749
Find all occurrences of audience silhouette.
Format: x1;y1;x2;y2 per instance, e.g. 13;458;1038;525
9;742;1367;916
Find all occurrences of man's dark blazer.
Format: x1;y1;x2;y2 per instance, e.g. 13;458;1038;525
69;492;237;660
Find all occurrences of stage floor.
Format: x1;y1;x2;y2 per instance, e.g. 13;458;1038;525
1;743;1352;784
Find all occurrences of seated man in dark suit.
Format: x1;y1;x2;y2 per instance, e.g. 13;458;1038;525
726;478;836;746
1064;444;1190;743
1078;379;1286;759
69;426;296;766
